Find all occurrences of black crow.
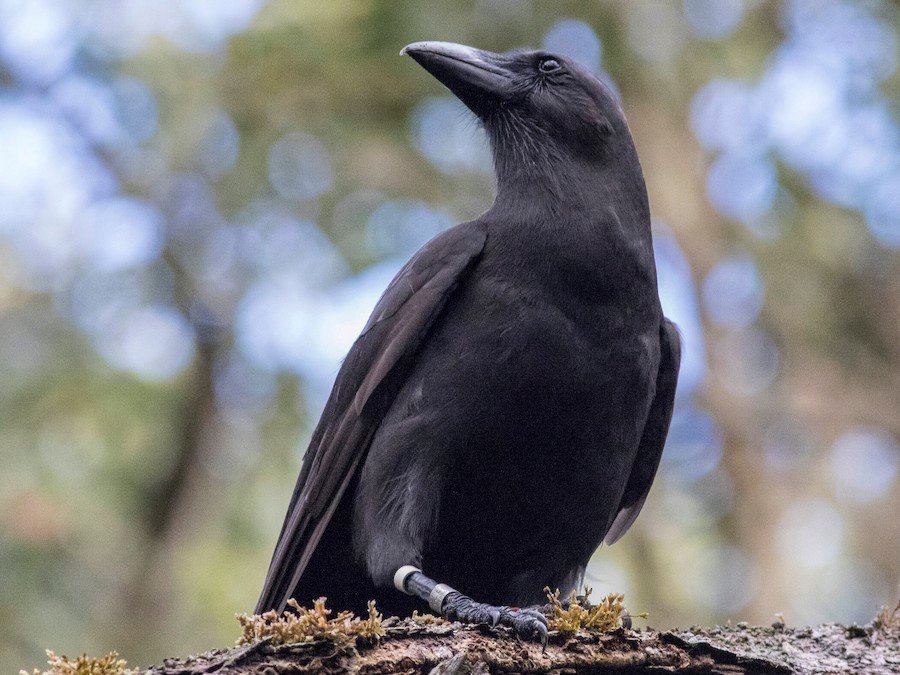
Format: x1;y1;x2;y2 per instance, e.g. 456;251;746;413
256;41;681;642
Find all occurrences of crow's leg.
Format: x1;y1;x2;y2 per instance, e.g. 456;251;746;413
394;566;548;644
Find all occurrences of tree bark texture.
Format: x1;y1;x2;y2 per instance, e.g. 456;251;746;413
146;617;899;675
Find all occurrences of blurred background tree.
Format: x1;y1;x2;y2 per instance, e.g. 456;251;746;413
0;0;897;671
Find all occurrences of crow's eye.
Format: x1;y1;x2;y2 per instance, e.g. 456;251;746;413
538;58;561;74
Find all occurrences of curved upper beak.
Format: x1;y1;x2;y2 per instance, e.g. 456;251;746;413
401;41;513;117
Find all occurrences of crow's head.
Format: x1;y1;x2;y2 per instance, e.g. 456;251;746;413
402;41;631;178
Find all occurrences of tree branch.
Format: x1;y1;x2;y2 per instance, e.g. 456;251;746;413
144;618;899;675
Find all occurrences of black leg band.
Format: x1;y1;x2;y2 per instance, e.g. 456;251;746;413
394;566;457;613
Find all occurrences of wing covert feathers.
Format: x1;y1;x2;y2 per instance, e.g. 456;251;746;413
255;223;487;613
603;319;681;546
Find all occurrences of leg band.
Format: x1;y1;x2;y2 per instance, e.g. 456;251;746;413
392;567;457;614
428;583;456;613
393;565;422;594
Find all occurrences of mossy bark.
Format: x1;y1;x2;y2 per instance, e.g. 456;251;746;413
145;618;899;674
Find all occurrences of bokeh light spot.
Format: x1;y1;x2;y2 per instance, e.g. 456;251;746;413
715;327;780;395
111;76;158;143
410;97;492;175
830;427;898;504
777;498;844;569
199;110;240;178
706;153;777;224
661;407;723;483
865;170;900;248
95;305;196;381
542;19;602;73
702;255;764;327
763;421;813;475
785;557;891;625
365;199;454;259
0;0;78;84
682;544;759;613
268;131;333;201
626;2;687;64
50;74;124;146
234;203;347;287
683;0;745;40
182;0;264;46
690;79;764;152
80;197;165;272
584;558;631;600
653;225;707;397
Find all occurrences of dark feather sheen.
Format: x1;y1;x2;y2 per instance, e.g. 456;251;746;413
256;43;680;617
255;224;487;613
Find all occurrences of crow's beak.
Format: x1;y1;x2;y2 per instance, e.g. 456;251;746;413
401;41;513;117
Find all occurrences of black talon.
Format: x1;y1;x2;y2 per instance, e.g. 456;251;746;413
535;621;549;649
502;607;550;643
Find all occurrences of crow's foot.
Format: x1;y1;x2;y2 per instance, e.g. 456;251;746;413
393;567;548;644
443;592;548;645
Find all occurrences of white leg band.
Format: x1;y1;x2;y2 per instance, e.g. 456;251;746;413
393;565;422;594
428;583;455;613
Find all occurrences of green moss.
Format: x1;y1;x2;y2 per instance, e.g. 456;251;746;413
874;599;899;630
544;587;640;635
236;597;384;646
410;610;447;625
20;651;135;675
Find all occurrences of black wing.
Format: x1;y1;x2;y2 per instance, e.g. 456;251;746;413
256;222;488;613
604;319;681;545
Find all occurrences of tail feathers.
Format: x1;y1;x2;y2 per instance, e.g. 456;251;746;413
254;484;408;617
